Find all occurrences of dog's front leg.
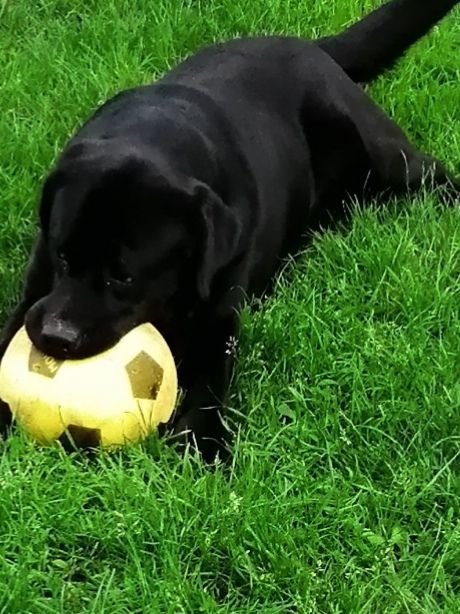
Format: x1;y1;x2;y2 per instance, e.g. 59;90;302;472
170;311;239;463
0;233;53;436
0;234;52;355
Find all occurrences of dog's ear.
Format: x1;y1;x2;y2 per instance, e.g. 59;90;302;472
194;183;242;301
38;170;63;238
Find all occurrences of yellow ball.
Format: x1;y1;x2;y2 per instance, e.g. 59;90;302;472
0;323;177;448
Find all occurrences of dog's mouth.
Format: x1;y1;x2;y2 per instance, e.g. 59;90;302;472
27;324;121;361
24;308;129;362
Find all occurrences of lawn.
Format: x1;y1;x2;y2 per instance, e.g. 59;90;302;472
1;0;459;612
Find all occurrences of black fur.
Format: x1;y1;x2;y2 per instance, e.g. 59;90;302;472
1;0;458;460
318;0;459;82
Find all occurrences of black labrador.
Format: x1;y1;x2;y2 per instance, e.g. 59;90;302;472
1;0;459;460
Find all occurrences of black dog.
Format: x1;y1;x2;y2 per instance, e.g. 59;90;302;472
1;0;458;460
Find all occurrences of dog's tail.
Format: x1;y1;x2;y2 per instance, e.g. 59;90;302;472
317;0;458;83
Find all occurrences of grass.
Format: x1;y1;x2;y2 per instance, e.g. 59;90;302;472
0;0;459;611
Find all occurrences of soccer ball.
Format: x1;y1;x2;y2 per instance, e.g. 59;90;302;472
0;323;177;448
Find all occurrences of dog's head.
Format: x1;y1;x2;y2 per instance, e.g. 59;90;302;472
25;139;241;359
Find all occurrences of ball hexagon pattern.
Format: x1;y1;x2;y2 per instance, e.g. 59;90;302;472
0;324;177;448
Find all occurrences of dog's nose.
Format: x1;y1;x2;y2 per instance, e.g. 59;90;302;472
41;320;81;357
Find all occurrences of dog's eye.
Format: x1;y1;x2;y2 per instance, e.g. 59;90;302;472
56;251;69;275
107;260;133;286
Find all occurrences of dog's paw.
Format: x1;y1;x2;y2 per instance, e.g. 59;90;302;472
0;399;13;439
169;409;231;464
